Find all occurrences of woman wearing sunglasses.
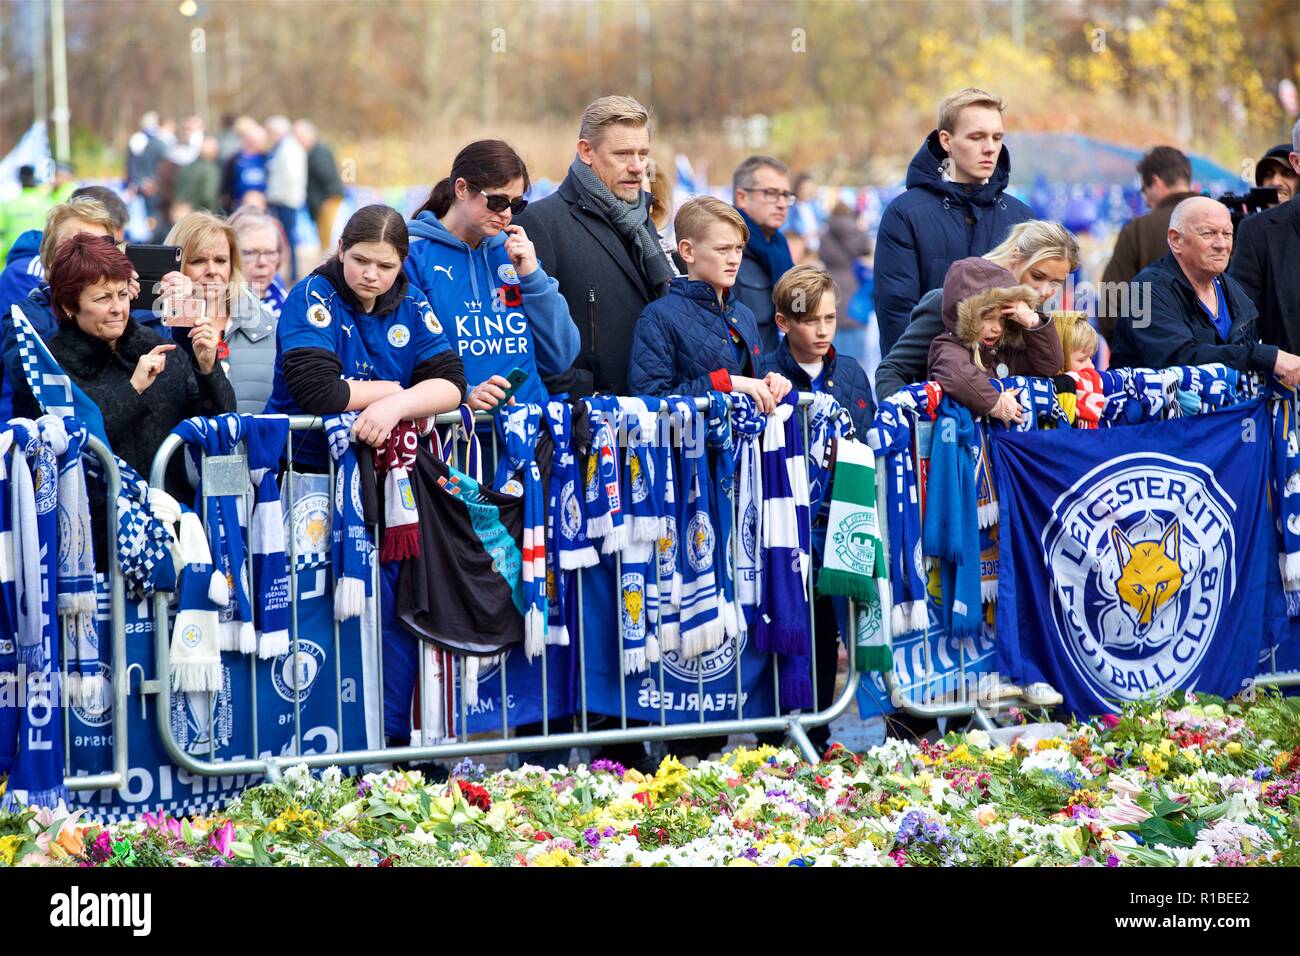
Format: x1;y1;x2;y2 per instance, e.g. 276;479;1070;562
406;140;578;412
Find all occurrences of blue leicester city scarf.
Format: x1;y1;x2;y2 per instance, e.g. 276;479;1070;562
173;416;257;654
543;400;597;650
495;403;548;660
923;398;982;641
0;428;17;775
582;395;627;555
993;401;1273;716
730;393;767;623
244;414;291;658
2;419;68;809
866;384;938;638
754;395;813;710
325;413;372;622
707;392;740;642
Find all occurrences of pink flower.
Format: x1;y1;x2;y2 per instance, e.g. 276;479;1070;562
209;821;235;858
1098;714;1121;729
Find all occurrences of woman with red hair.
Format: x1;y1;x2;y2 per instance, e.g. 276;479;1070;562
13;233;235;487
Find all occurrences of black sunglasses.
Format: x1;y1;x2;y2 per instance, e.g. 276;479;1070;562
476;188;528;216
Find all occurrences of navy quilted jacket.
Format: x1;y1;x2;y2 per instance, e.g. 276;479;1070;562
627;276;767;397
873;131;1033;356
765;339;875;438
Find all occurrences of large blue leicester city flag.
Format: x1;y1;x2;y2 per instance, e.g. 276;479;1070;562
992;401;1274;716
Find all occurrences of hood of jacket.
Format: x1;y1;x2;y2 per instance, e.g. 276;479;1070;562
905;130;1015;208
407;211;511;312
5;229;42;267
941;257;1038;350
310;254;408;319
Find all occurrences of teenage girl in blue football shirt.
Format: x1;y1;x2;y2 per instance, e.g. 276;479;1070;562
266;203;466;461
266;203;467;746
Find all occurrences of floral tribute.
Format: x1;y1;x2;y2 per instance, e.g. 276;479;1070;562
2;692;1298;867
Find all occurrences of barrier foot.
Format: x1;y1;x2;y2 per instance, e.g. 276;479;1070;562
971;708;998;732
785;719;821;764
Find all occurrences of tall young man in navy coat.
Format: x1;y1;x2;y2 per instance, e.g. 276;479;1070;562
874;88;1033;356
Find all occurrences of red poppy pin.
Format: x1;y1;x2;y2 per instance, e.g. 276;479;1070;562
857;398;867;409
499;284;522;308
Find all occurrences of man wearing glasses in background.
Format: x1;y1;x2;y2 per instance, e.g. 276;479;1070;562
732;155;797;353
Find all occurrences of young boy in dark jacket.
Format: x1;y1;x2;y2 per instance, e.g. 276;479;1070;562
762;263;876;753
927;257;1062;425
628;197;790;409
765;263;875;436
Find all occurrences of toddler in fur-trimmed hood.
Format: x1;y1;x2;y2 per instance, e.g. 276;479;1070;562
926;257;1063;425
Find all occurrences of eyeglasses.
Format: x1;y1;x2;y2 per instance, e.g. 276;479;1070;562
742;187;797;204
240;248;280;262
478;190;528;216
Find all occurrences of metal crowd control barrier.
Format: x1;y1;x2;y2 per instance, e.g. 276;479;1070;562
144;399;860;782
64;435;131;793
871;409;1016;731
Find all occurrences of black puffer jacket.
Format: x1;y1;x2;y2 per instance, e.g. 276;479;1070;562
14;316;235;509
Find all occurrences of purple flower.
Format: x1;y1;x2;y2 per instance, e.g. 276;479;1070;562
602;826;617;839
742;847;759;860
357;780;373;798
582;828;602;848
1253;766;1272;782
590;759;627;778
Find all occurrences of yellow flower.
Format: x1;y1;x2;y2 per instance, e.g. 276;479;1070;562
0;835;24;866
531;848;581;867
1034;738;1063;751
947;744;974;764
1275;752;1292;774
459;851;489;867
1225;742;1243;757
989;747;1013;764
888;796;910;812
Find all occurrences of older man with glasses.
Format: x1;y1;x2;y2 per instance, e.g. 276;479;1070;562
732;155;797;352
1110;195;1300;385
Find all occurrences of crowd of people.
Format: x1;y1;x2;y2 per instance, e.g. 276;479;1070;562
1;87;1298;758
123;110;346;278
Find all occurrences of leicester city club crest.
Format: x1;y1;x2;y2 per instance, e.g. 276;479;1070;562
658;516;678;580
621;573;645;641
561;479;583;540
387;324;411;348
272;640;326;704
686;512;714;573
1041;455;1235;704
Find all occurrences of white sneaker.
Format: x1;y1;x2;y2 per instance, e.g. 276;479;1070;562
1022;683;1064;707
993;680;1023;700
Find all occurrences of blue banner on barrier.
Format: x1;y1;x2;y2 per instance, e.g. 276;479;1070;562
580;561;776;723
66;569;378;823
456;643;576;735
992;401;1274;716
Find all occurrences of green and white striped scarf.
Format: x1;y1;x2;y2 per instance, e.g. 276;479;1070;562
817;439;891;671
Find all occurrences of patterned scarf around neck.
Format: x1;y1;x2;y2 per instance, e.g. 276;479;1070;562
568;154;673;293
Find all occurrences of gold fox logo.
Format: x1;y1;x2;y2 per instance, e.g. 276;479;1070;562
1111;522;1183;638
